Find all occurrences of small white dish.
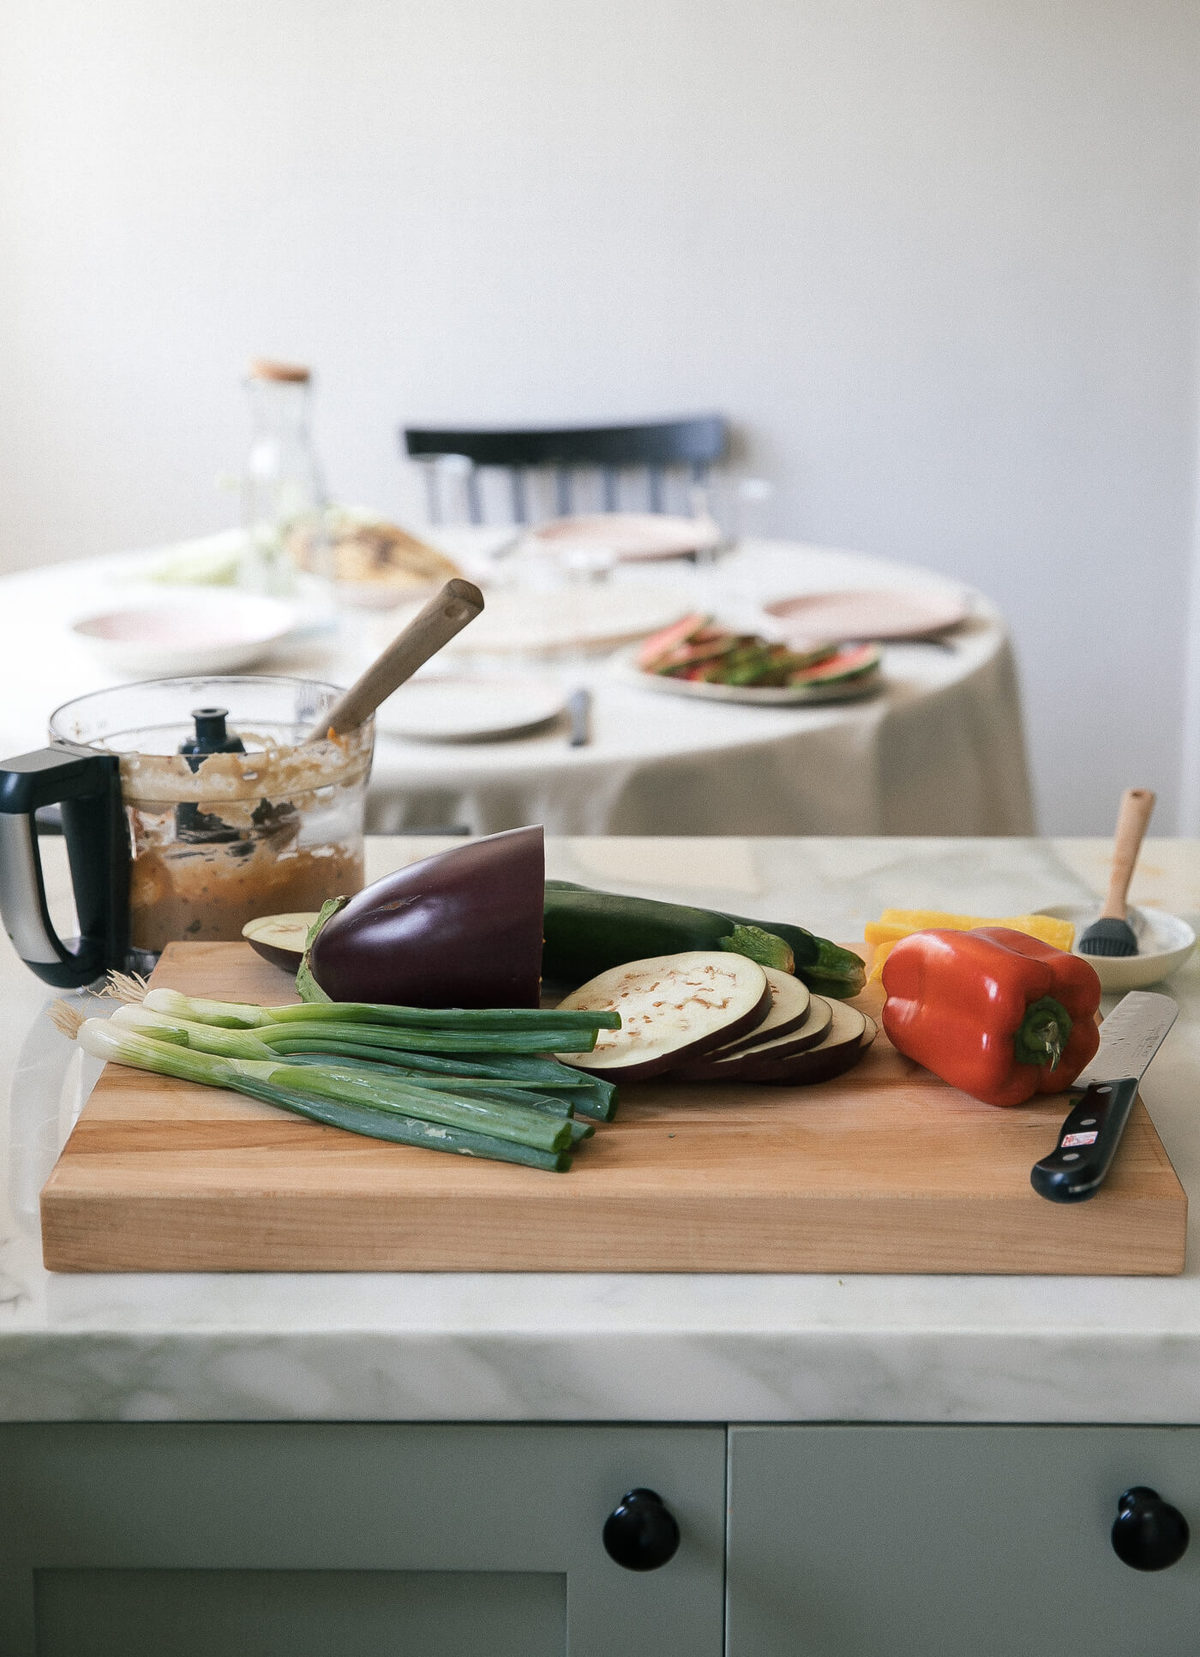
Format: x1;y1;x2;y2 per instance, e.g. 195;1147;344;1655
376;675;567;742
71;593;300;676
1035;902;1197;991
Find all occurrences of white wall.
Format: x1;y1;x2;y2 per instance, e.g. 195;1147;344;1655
1;0;1197;833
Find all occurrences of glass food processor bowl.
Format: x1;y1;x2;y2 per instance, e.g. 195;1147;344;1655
49;675;373;964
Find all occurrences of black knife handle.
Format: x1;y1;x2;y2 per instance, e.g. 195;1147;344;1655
1031;1077;1139;1204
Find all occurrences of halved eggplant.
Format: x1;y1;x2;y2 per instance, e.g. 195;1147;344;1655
673;994;834;1080
242;912;320;972
305;825;545;1009
556;951;770;1081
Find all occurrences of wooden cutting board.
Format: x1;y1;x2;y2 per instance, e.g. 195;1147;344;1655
40;943;1187;1274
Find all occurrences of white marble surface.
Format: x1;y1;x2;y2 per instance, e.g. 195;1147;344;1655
3;835;1200;1425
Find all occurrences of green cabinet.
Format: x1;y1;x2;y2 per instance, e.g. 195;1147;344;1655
0;1424;726;1657
5;1420;1199;1654
727;1425;1200;1656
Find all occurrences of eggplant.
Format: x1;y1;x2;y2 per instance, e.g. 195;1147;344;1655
708;966;811;1055
556;952;770;1081
242;912;319;972
672;995;834;1080
688;1002;874;1086
305;826;545;1009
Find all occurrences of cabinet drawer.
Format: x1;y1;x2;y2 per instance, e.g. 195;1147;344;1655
0;1423;725;1657
728;1425;1200;1657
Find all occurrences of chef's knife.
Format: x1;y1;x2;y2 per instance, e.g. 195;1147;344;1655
1031;990;1177;1204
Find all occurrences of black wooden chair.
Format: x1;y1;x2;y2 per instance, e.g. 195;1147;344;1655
402;415;729;525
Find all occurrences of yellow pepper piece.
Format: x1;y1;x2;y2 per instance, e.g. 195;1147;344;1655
866;909;1076;982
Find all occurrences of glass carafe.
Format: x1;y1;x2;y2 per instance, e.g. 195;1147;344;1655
242;360;335;595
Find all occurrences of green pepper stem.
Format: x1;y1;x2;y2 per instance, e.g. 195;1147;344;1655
1014;996;1073;1068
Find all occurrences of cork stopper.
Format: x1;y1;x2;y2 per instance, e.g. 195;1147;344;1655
248;359;311;383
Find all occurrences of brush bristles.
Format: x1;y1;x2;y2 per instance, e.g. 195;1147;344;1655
1078;918;1138;958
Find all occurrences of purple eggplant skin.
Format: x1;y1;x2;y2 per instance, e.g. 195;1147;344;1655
308;826;545;1009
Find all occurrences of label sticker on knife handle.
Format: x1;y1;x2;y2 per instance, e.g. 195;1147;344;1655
1032;1075;1141;1203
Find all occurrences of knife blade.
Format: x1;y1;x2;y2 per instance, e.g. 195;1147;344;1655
1030;990;1178;1204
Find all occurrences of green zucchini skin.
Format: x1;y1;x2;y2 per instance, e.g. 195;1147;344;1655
719;910;865;998
542;886;749;983
542;882;865;998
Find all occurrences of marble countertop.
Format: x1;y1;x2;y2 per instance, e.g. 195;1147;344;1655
4;835;1200;1426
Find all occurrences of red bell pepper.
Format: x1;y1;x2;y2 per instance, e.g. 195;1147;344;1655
880;926;1102;1107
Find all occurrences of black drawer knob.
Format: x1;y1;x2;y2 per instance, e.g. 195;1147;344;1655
1112;1486;1190;1571
602;1487;680;1571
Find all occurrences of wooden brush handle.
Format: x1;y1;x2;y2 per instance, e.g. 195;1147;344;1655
1101;788;1156;919
314;578;485;738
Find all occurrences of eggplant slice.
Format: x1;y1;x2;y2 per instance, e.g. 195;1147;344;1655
674;994;835;1080
712;966;811;1055
726;1001;874;1085
557;952;770;1080
242;912;320;972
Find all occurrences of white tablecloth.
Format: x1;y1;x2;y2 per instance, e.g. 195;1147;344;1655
0;538;1035;836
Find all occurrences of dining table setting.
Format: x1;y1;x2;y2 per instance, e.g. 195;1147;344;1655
0;508;1035;837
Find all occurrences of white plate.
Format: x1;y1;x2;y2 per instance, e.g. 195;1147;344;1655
1035;903;1197;991
377;675;567;742
527;513;721;562
763;587;971;645
610;644;885;705
375;584;694;659
71;592;300;676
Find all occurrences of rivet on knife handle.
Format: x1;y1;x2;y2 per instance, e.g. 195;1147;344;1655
1030;1077;1140;1204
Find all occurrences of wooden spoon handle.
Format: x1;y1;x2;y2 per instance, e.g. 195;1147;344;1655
1101;787;1156;919
314;578;484;738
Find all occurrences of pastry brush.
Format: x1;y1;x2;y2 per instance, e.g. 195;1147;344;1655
1078;788;1156;957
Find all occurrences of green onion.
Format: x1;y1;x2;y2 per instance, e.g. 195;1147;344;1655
115;1002;596;1057
265;1062;574;1152
220;1076;570;1172
276;1040;604;1095
113;1006;574;1118
113;1004;618;1121
255;1019;601;1055
111;1005;276;1058
263;1000;620;1032
76;1020;571;1154
139;986;619;1035
135;989;275;1028
274;1054;577;1119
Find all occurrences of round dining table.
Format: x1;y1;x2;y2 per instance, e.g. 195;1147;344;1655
0;532;1035;837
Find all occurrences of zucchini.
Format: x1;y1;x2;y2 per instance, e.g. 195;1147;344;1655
718;909;866;999
542;881;865;998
